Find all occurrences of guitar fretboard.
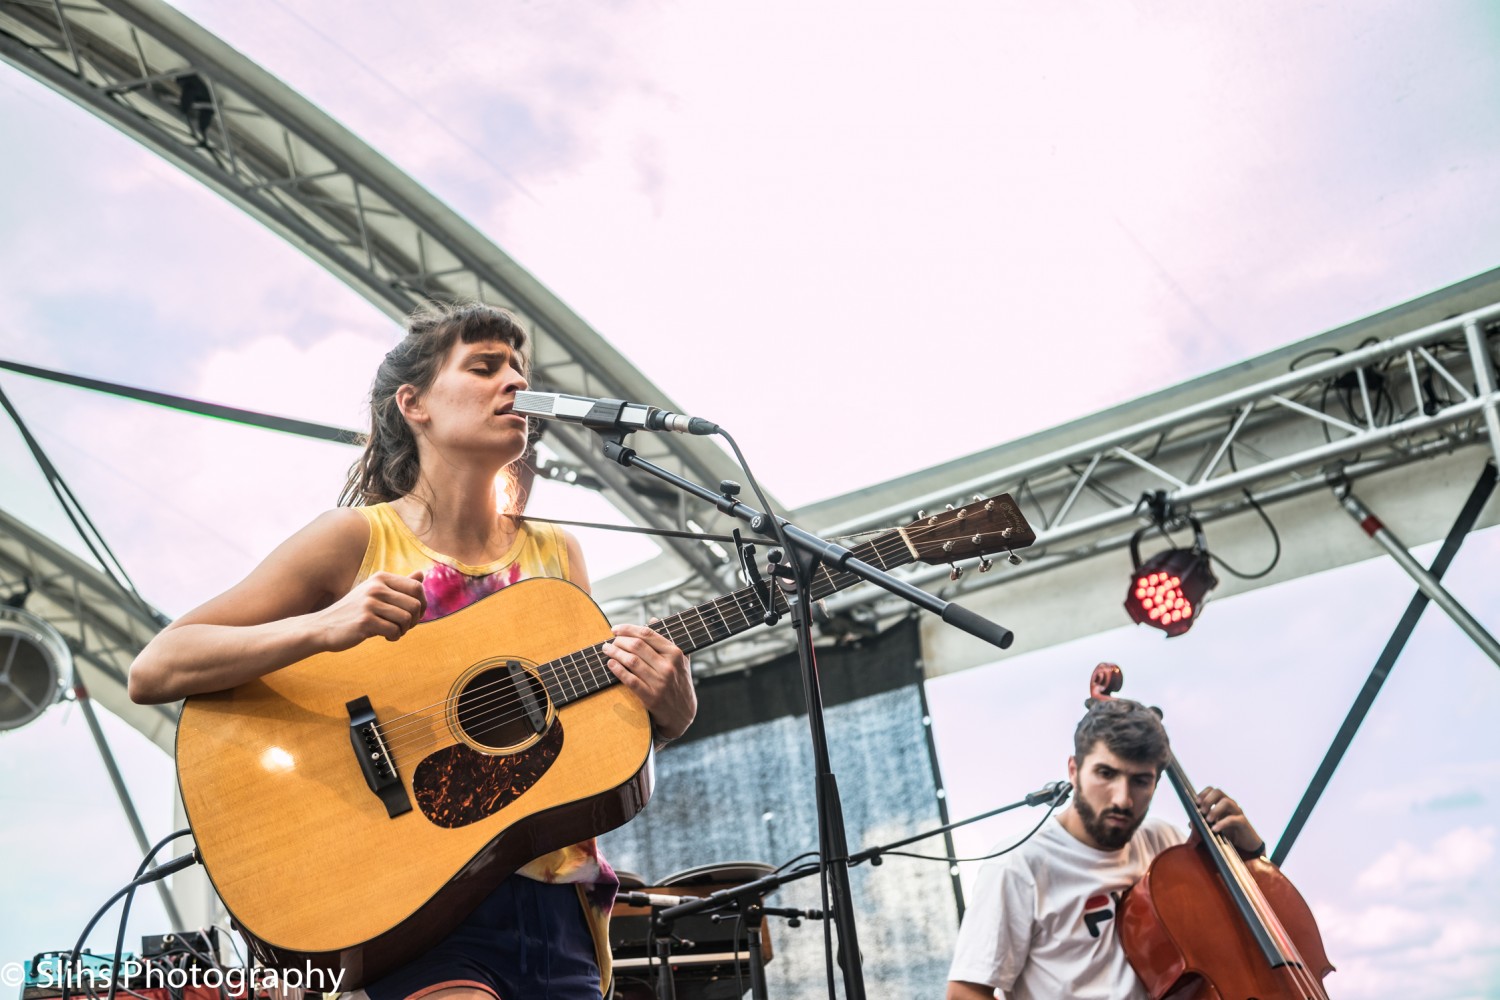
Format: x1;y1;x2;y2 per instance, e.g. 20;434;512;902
535;526;916;707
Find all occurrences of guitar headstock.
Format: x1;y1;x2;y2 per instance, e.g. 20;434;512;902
903;493;1037;565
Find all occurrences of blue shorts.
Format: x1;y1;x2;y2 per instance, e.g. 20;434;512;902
363;877;601;1000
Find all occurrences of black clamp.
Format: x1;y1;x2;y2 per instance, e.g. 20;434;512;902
733;529;782;627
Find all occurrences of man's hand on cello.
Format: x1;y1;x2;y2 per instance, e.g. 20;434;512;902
1195;786;1265;856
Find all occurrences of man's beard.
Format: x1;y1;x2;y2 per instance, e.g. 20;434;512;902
1074;789;1144;850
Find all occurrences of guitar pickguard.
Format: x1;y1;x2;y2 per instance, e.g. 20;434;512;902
412;719;565;828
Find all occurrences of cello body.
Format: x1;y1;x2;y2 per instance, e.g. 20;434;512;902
1119;835;1335;999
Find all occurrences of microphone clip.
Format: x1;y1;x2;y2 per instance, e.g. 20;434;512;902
734;530;782;627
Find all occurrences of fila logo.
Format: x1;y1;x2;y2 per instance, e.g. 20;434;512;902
1082;891;1123;938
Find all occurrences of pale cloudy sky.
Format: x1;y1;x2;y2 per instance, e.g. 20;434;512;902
2;2;1499;996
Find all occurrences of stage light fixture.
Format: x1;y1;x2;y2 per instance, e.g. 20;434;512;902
1125;514;1218;637
0;598;71;732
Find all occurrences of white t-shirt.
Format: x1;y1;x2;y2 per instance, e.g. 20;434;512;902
948;813;1186;999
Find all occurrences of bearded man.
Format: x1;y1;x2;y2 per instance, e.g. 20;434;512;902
946;698;1265;999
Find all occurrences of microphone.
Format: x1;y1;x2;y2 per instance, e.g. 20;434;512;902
513;391;720;435
617;890;696;908
1026;779;1071;807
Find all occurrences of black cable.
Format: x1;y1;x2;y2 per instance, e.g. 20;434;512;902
60;830;192;1000
1208;491;1282;581
154;939;229;1000
62;852;198;1000
1289;347;1342;371
107;832;197;1000
774;851;821;874
103;844;194;1000
872;792;1068;864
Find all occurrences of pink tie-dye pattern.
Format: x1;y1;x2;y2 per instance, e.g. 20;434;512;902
420;560;523;620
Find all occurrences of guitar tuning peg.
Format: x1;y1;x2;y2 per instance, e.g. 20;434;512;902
978;555;993;573
972;494;985;502
949;563;963;581
1007;551;1024;565
916;509;927;520
945;503;956;511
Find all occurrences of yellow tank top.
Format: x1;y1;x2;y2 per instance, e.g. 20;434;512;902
353;503;616;990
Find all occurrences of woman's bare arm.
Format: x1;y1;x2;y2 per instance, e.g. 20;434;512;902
127;509;425;704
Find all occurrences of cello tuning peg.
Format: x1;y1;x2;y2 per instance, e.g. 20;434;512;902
949;563;964;582
978;555;993;573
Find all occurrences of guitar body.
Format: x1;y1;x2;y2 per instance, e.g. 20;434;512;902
176;577;654;990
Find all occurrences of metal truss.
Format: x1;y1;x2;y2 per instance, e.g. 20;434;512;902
0;505;174;749
8;0;1500;687
606;302;1500;675
0;0;747;588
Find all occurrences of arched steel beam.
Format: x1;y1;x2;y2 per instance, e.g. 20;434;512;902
0;0;749;591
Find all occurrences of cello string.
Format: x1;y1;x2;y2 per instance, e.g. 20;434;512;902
1210;820;1326;996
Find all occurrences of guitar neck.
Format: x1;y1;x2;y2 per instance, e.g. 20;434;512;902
536;526;916;708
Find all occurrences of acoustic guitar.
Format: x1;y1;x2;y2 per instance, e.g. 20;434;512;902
175;495;1034;988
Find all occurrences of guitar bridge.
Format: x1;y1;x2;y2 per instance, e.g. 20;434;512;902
347;695;413;818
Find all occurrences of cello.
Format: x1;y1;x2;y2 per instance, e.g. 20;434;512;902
1088;663;1335;999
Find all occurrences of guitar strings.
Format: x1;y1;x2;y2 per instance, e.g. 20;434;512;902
376;565;789;760
374;525;923;756
376;519;1004;761
376;520;983;760
374;582;774;754
376;521;994;760
375;578;780;758
377;582;780;760
373;527;905;750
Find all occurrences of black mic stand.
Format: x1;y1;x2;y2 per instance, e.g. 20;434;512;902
624;888;826;1000
591;432;1017;1000
640;779;1070;999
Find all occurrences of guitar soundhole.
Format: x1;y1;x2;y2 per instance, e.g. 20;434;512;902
457;664;550;751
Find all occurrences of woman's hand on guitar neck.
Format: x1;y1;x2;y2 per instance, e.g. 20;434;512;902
602;622;696;743
1195;786;1266;857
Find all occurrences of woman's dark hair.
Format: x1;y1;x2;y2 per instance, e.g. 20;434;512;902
340;301;528;508
1073;697;1171;771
